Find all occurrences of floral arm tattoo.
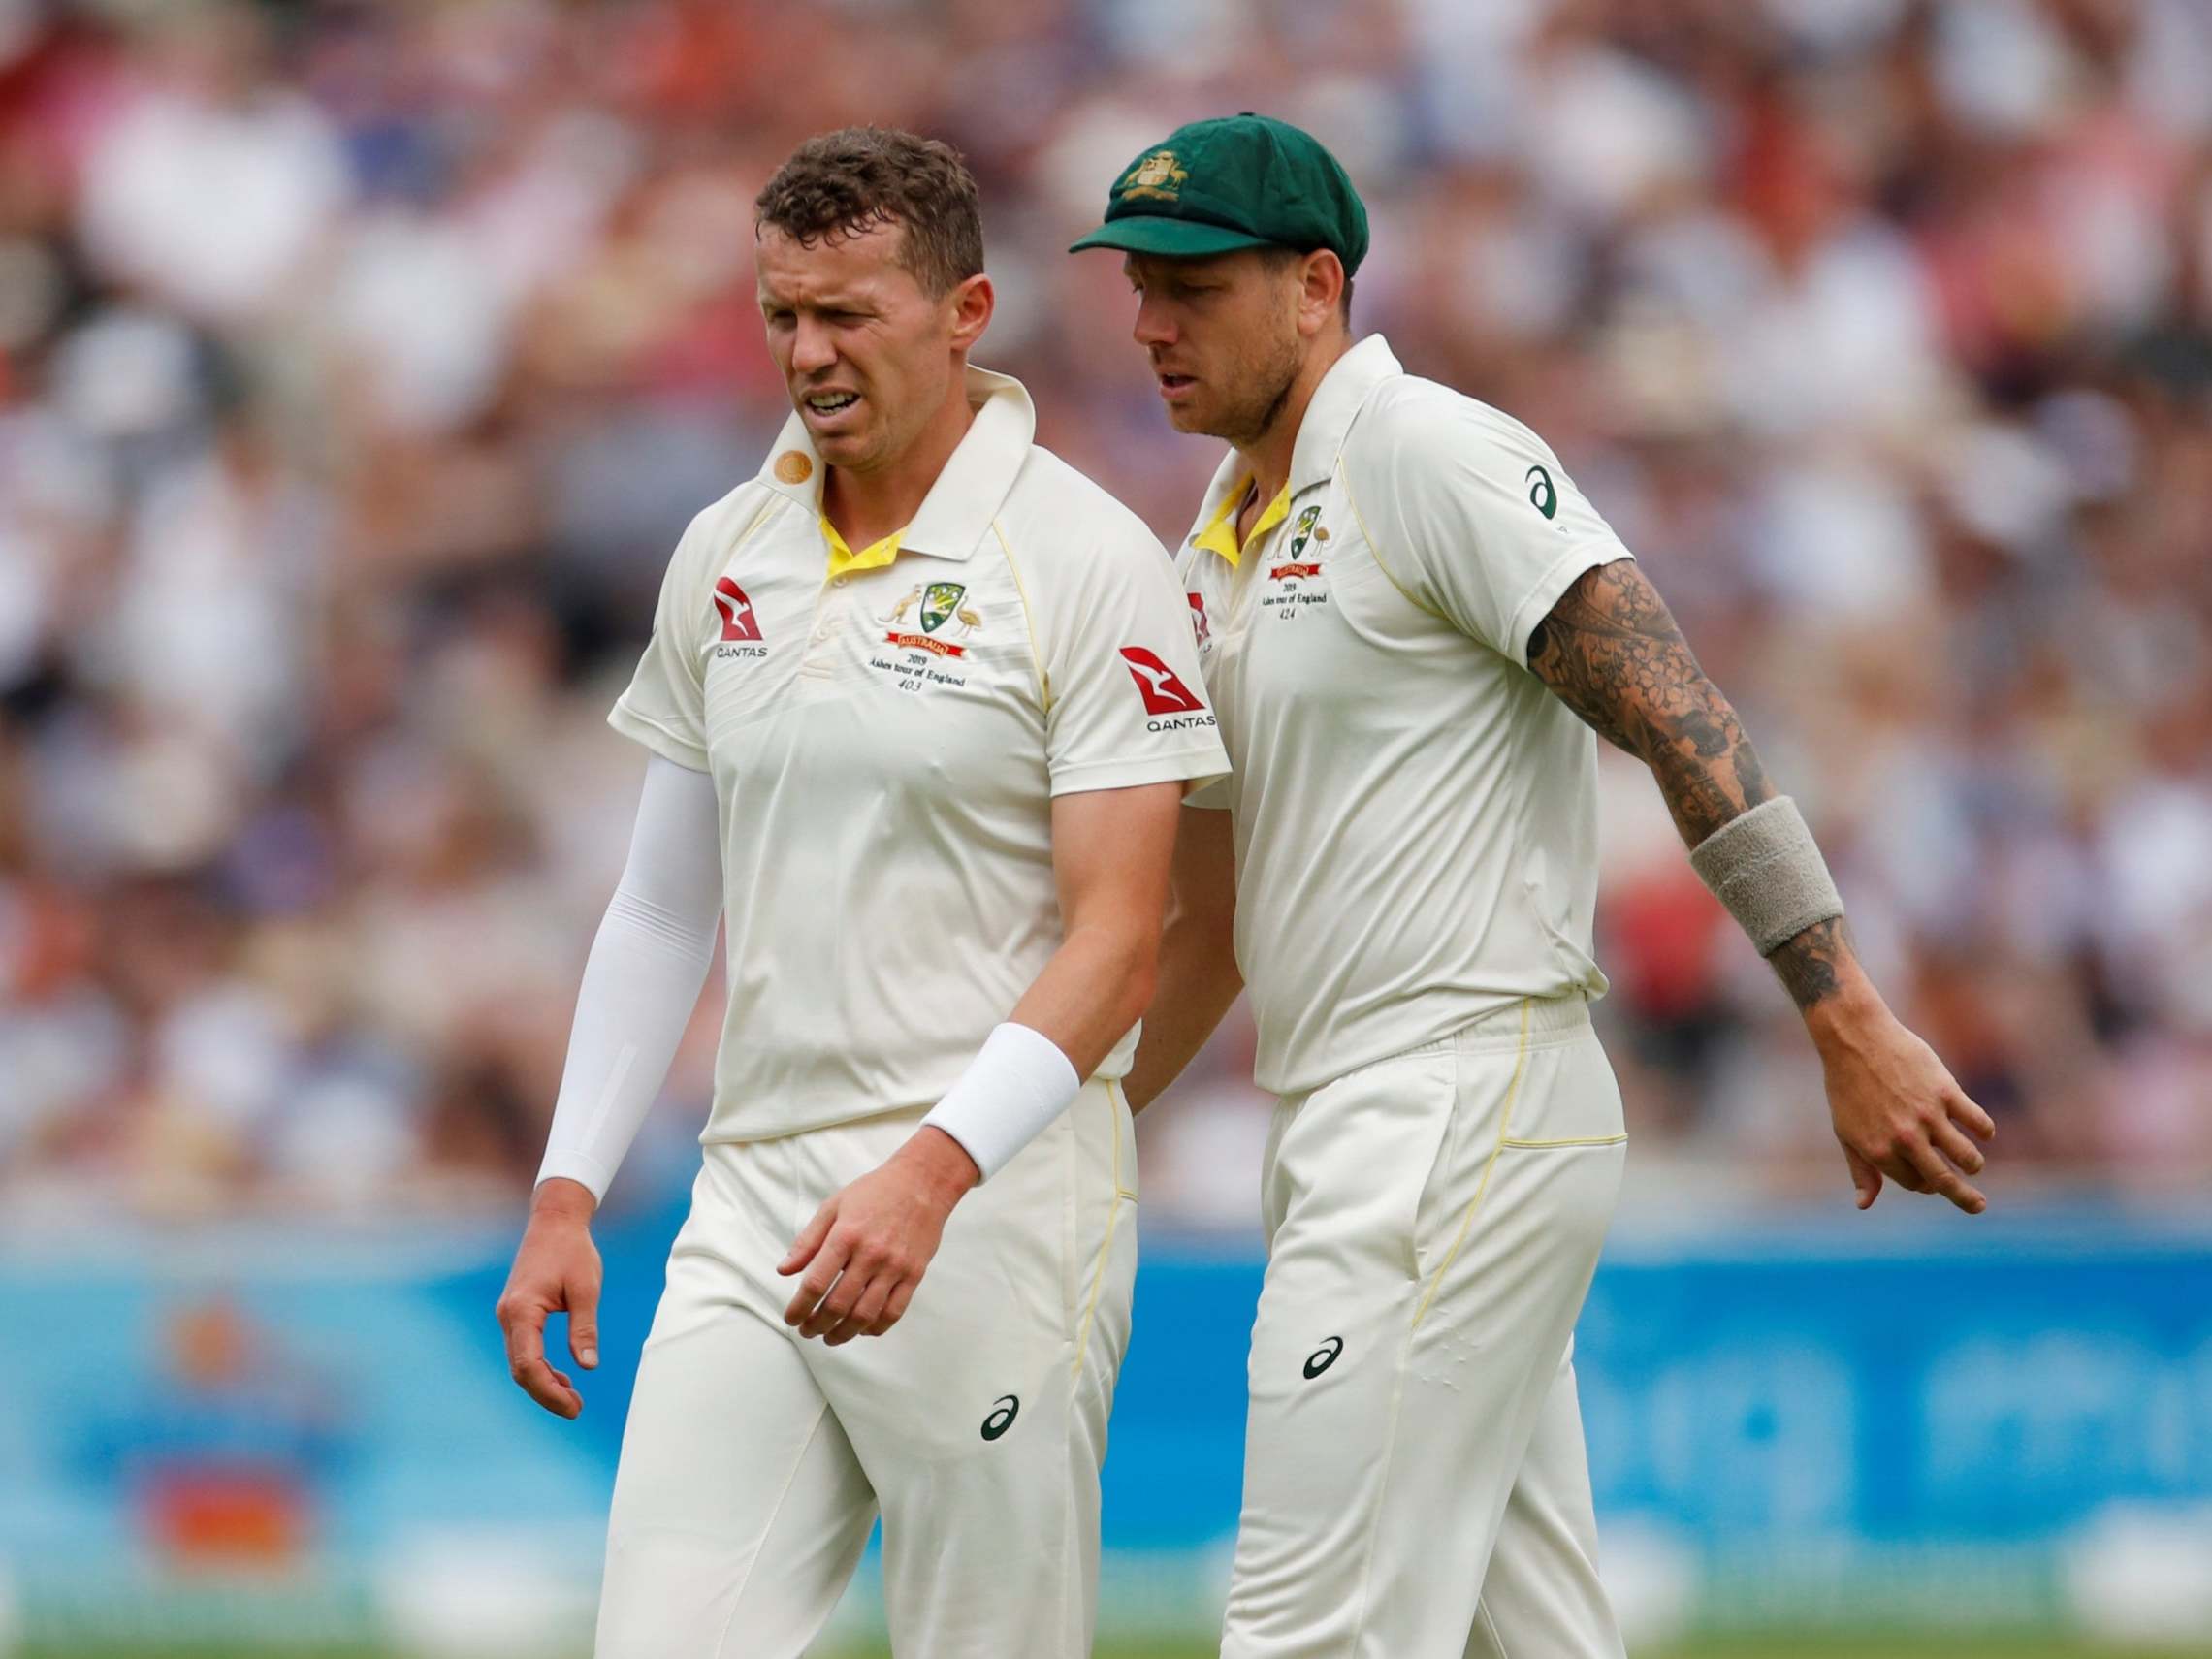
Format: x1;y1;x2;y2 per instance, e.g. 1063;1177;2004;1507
1525;558;1851;1011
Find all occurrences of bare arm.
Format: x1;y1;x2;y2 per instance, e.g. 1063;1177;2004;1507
1526;558;1995;1212
1124;806;1243;1111
1006;780;1184;1073
780;781;1183;1343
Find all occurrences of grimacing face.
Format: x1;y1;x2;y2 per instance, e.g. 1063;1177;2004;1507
756;219;982;474
1123;249;1305;445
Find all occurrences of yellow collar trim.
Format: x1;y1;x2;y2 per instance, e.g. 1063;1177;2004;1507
1193;478;1291;567
821;513;905;580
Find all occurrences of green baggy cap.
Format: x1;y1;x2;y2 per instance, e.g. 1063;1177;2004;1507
1068;113;1369;273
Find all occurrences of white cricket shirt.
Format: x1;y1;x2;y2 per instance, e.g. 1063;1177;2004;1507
1177;335;1628;1095
614;366;1228;1139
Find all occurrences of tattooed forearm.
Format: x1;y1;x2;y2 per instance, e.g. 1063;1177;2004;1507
1526;560;1862;1011
1767;914;1851;1012
1525;559;1774;846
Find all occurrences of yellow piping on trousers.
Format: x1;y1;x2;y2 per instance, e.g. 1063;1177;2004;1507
1411;999;1531;1332
1071;1081;1130;1380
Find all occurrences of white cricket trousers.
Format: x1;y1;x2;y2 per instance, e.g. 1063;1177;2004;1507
1221;994;1628;1659
595;1080;1138;1658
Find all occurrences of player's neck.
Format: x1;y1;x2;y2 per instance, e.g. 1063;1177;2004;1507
824;370;977;547
1234;333;1354;508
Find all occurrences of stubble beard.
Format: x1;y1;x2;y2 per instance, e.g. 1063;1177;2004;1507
1199;330;1304;449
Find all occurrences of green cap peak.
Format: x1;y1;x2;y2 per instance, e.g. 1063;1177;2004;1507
1069;113;1369;273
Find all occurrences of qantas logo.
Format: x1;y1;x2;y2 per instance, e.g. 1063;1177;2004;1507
713;578;763;642
1119;647;1207;716
1119;646;1216;733
1187;591;1211;648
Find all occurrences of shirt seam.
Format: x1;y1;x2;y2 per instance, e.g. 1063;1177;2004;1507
988;518;1051;714
1507;540;1633;666
1047;750;1226;796
1335;453;1453;626
609;700;709;765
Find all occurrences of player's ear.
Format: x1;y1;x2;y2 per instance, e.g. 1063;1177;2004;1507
1297;251;1345;339
946;272;993;352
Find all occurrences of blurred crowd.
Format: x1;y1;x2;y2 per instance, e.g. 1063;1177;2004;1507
2;0;2209;1230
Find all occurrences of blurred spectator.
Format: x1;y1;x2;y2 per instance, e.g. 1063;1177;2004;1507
2;0;2209;1231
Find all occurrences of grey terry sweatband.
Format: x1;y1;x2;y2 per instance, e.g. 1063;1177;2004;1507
1687;795;1844;956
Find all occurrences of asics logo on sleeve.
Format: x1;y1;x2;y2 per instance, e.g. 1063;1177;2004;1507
1119;647;1208;717
980;1395;1020;1441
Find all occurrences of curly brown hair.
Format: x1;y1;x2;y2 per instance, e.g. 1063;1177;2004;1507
754;127;984;299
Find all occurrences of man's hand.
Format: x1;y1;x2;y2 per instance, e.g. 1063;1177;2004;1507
1808;981;1997;1214
496;1177;602;1418
779;1128;979;1346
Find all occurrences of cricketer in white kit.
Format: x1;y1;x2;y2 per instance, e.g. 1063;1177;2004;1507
497;128;1227;1659
1074;115;1998;1659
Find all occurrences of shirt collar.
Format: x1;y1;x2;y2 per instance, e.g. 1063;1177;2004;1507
1184;447;1251;564
756;364;1037;565
1182;335;1402;566
1189;476;1292;568
1288;333;1402;496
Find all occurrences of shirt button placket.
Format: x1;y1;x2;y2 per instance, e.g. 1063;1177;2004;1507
799;578;849;679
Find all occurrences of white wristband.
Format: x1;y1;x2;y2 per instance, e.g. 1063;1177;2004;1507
920;1022;1083;1182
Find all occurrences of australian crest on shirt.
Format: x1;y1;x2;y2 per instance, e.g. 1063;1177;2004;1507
870;579;978;692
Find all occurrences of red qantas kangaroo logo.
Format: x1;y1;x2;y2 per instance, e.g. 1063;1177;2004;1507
1119;646;1207;716
713;578;762;642
1187;591;1211;647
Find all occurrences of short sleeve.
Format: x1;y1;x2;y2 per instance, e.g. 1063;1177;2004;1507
608;511;718;773
1353;391;1633;664
1038;527;1232;799
1168;548;1233;811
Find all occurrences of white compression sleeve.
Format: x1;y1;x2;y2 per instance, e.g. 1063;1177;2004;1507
535;755;722;1202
